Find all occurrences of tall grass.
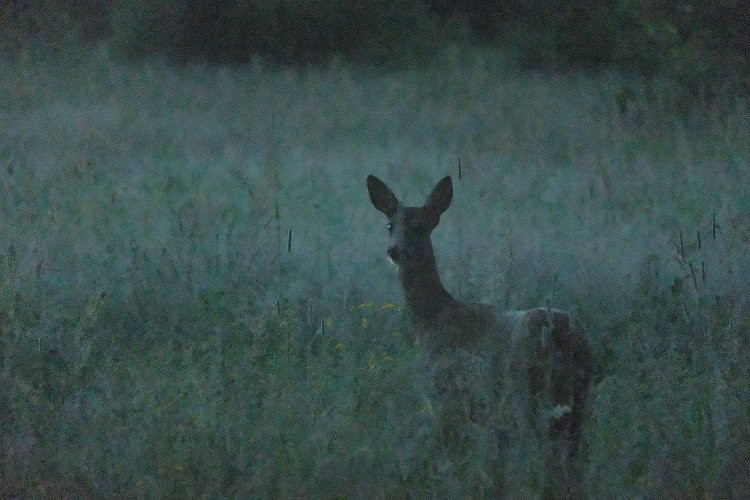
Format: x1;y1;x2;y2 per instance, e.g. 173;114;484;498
1;47;749;497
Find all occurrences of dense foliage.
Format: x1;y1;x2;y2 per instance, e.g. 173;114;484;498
2;0;748;88
432;1;749;71
0;0;108;54
109;0;438;64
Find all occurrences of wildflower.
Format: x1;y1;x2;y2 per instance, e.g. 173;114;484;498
279;318;288;327
228;368;240;381
361;317;369;327
358;301;374;310
325;318;333;328
549;404;572;419
382;353;394;362
335;341;344;350
368;352;377;371
382;303;396;310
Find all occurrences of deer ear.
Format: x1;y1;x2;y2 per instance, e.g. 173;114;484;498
425;176;452;215
367;175;398;218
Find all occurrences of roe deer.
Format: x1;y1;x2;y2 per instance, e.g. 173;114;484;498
367;174;594;493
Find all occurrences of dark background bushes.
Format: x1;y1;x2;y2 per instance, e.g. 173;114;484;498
0;0;750;85
430;1;748;70
108;0;439;64
1;0;109;54
2;0;748;88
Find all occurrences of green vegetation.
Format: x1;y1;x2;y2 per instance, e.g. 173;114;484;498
109;0;438;65
3;1;748;91
1;49;749;496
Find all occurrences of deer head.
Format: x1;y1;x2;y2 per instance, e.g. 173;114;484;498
367;175;453;267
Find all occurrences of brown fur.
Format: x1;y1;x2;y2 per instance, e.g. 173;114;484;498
368;175;594;492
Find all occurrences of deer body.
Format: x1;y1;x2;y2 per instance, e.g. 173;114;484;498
367;174;594;474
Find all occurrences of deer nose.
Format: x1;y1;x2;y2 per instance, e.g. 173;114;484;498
387;246;400;261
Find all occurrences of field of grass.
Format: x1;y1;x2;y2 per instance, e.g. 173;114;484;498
1;47;749;497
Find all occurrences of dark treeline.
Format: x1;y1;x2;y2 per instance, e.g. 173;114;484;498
2;0;749;86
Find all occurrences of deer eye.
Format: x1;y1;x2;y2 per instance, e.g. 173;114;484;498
387;222;393;233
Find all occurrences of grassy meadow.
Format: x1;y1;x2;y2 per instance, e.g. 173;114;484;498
1;47;749;497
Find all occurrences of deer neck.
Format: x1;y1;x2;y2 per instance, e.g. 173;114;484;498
398;244;456;326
